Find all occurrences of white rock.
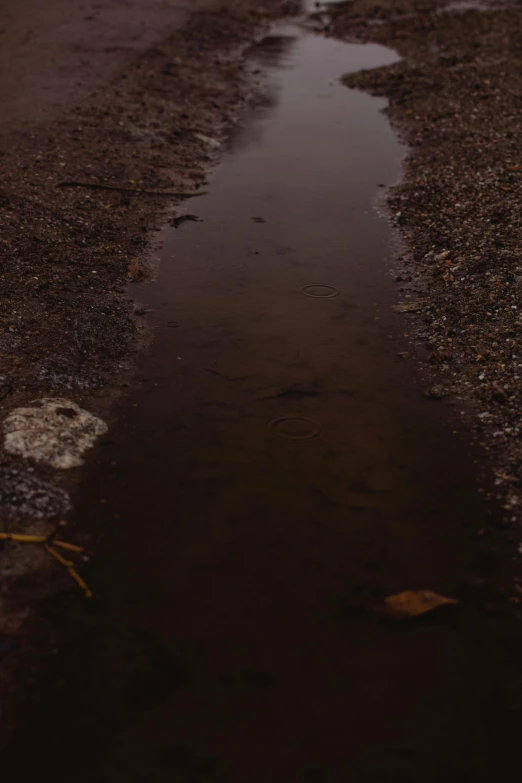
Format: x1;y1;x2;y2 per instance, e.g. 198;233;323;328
3;398;107;469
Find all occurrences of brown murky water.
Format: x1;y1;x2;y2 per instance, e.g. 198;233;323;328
4;27;522;783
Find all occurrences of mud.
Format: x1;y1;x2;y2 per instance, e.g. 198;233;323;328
2;22;522;782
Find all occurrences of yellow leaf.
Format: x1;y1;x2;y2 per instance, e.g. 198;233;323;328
383;590;457;619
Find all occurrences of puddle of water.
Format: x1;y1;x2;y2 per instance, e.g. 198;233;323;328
3;27;522;783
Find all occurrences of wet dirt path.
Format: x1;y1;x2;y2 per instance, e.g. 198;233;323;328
0;0;206;143
3;25;522;783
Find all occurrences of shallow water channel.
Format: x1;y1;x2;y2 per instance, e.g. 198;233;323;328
4;25;522;783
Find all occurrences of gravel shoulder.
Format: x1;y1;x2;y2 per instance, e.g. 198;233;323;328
0;0;297;723
310;0;522;574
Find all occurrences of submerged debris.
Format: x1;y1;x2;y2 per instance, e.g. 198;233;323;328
425;384;449;400
3;398;107;469
170;214;202;229
128;256;152;282
0;532;92;598
256;382;321;400
392;302;423;313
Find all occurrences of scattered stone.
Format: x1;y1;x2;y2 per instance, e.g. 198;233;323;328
3;398;107;469
0;467;70;523
195;132;221;148
425;384;449;399
318;0;522;530
38;360;105;391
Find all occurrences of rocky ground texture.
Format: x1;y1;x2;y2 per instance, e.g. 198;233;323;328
0;0;297;713
311;0;522;559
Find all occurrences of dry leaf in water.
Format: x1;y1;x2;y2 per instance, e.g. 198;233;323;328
383;590;457;620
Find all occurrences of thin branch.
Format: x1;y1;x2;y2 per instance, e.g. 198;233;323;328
56;181;206;198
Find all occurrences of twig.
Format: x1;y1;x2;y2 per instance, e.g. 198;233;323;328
56;181;206;198
53;540;85;553
0;532;91;598
66;567;94;599
0;531;84;552
44;544;73;568
0;533;46;544
45;545;93;599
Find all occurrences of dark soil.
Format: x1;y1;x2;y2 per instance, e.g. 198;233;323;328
310;0;522;580
0;1;296;410
0;0;298;729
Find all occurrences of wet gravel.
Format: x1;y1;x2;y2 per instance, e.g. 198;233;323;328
0;468;70;527
0;1;296;405
0;0;297;683
0;9;296;492
311;0;522;567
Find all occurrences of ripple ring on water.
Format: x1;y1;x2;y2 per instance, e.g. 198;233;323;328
299;284;340;299
269;416;321;440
